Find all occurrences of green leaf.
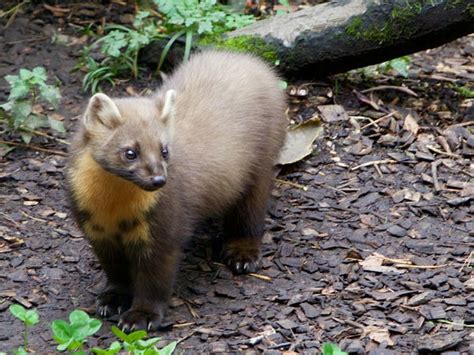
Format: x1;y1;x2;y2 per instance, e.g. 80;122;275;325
92;341;122;354
56;338;73;352
20;132;33;144
31;67;48;84
24;309;40;326
39;85;61;107
11;100;32;122
322;343;348;355
48;116;66;133
69;309;90;325
14;347;27;355
134;11;151;28
88;318;102;335
389;57;410;77
9;304;27;322
101;31;127;57
0;101;13;112
111;326;127;341
52;319;72;343
9;80;30;100
157;341;177;355
4;74;19;86
137;336;161;348
19;68;34;81
126;329;147;343
0;143;15;157
109;341;122;352
157;30;184;71
24;114;48;130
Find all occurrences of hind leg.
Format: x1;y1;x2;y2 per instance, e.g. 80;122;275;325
222;171;273;274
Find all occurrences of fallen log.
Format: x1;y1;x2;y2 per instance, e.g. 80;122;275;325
226;0;473;77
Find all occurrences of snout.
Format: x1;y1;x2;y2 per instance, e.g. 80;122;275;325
151;175;166;188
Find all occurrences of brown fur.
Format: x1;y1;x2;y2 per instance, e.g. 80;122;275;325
66;50;287;330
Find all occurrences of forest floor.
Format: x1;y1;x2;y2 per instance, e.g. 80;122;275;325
0;3;473;354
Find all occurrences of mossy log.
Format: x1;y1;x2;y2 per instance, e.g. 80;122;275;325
225;0;473;77
142;0;473;78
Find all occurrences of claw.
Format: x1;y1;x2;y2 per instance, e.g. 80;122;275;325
243;262;249;272
122;323;130;332
234;262;242;273
117;306;122;315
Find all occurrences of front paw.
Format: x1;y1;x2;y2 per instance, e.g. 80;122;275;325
118;306;165;332
97;289;132;318
222;238;261;274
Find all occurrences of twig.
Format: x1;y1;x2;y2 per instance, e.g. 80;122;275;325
426;145;460;159
176;329;196;344
447;120;474;128
436;136;452;154
332;317;366;336
249;273;272;282
274;178;309;191
395;263;449;269
361;85;418;97
360;112;396;130
0;140;67;157
23;128;70;145
351;159;397;171
431;160;442;192
20;210;47;224
172;322;195;329
459;251;473;273
374;163;383;177
437;319;474;328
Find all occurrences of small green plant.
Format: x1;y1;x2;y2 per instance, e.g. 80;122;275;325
0;67;63;144
357;56;411;78
51;309;102;353
80;11;162;93
105;326;176;355
453;85;474;98
7;306;176;354
380;56;411;77
9;304;40;353
321;342;348;355
79;1;254;93
154;0;254;69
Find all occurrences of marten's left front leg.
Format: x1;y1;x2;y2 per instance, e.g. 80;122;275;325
118;233;181;331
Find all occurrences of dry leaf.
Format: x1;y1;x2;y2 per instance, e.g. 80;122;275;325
318;105;349;123
277;120;323;165
403;114;419;135
366;326;395;346
360;253;405;274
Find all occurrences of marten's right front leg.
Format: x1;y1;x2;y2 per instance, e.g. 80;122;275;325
118;234;180;331
90;239;133;317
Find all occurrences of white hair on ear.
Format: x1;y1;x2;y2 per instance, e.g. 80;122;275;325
84;93;124;129
161;89;176;121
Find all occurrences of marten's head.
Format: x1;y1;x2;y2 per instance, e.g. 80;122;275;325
81;90;176;191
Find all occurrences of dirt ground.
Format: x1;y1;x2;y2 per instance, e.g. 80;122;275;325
0;4;473;354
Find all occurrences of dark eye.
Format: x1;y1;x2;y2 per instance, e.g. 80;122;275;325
161;145;169;160
124;148;137;161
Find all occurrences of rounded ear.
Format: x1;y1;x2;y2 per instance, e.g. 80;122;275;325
84;93;124;129
160;89;176;123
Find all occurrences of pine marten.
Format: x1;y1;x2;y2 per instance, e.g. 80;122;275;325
66;50;287;331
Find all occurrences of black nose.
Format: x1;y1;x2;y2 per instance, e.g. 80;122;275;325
151;175;166;188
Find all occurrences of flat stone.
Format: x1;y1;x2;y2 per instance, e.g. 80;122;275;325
387;225;407;237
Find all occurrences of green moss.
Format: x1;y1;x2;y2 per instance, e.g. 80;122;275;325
198;35;279;63
454;85;474;98
345;17;363;38
345;1;427;44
